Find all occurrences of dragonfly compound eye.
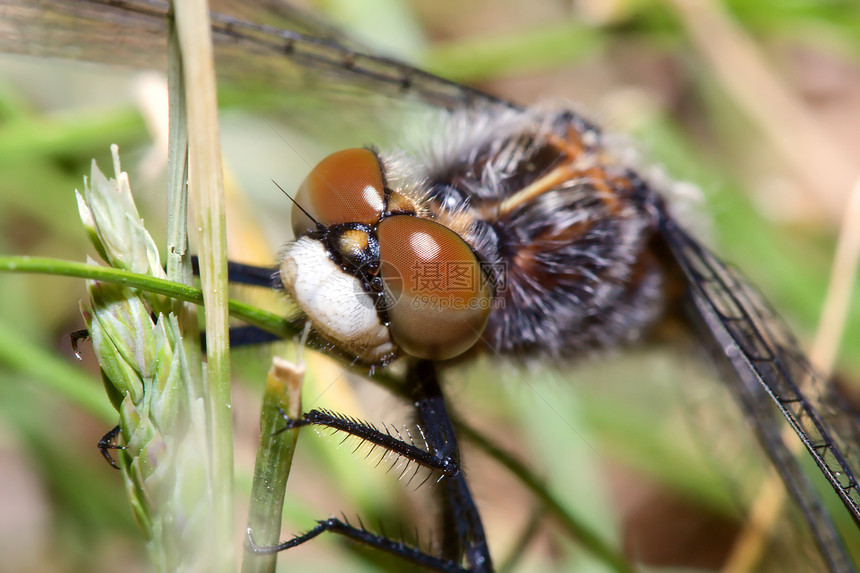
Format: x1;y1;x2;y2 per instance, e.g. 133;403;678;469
291;148;386;237
377;215;493;361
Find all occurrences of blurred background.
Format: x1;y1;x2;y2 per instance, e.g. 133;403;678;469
0;0;859;571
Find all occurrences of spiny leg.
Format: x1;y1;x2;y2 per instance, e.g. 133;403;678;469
247;517;469;573
249;359;493;572
275;408;460;478
406;360;492;571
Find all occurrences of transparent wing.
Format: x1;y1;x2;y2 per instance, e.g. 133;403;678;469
658;215;860;572
682;375;830;570
0;0;512;111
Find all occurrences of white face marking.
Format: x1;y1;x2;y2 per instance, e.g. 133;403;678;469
280;237;395;363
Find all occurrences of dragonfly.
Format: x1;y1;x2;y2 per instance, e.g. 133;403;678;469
3;0;859;571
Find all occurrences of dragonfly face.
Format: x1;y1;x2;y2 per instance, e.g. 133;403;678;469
283;145;493;364
4;1;860;571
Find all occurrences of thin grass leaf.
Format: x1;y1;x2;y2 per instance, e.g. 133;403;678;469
242;356;304;573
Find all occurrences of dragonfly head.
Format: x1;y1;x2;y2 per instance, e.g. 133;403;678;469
280;148;494;365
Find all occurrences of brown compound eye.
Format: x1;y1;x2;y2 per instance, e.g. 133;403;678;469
377;215;492;361
292;148;386;237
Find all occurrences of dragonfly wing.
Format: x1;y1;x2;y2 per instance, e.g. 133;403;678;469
0;0;512;111
658;214;860;571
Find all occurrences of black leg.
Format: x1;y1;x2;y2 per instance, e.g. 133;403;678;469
192;255;280;289
248;360;494;571
70;328;90;358
200;325;286;352
247;517;469;573
407;360;493;572
275;407;460;477
98;425;124;470
190;256;286;350
69;331;124;470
